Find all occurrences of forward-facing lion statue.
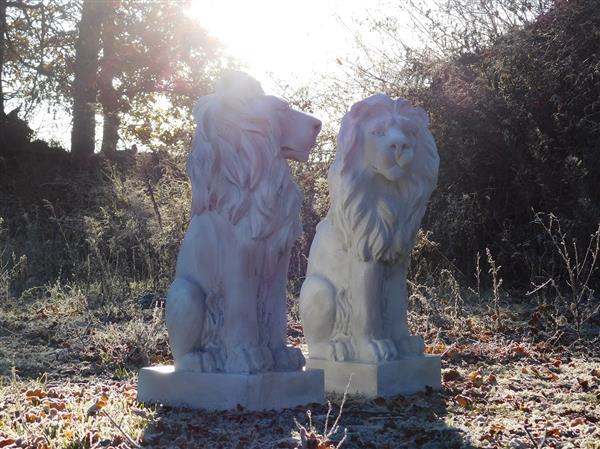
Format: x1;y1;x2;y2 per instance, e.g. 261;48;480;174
166;72;321;373
300;94;439;363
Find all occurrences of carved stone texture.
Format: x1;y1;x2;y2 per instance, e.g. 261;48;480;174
138;72;323;410
299;94;440;396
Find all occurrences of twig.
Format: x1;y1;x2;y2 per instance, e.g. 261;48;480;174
523;425;540;449
102;409;140;448
441;342;458;358
327;373;353;437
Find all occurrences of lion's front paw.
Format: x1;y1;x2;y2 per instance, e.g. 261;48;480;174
394;336;425;356
307;339;353;362
225;344;274;374
272;346;305;371
357;338;398;362
175;348;224;372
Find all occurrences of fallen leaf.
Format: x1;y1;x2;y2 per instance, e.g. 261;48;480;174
545;428;561;438
87;394;109;416
468;370;483;384
490;423;505;434
63;429;75;440
425;343;446;354
577;378;590;390
487;373;497;384
25;388;48;399
25;413;40;423
570;417;586;427
443;369;461;382
512;345;529;357
0;438;16;448
455;394;473;409
44;399;66;411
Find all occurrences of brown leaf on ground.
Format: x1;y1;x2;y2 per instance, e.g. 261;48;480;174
490;423;505;434
425;343;446;354
87;394;109;416
44;398;66;411
454;394;473;409
468;370;483;385
511;345;529;358
25;388;48;400
443;369;461;382
545;428;561;438
577;378;590;390
570;417;586;427
0;438;16;448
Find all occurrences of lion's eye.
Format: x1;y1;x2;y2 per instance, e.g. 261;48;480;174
371;129;386;137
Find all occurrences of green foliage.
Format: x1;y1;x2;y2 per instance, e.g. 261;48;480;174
2;0;78;115
98;0;232;151
412;0;600;286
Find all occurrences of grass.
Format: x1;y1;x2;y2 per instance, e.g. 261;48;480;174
1;287;598;449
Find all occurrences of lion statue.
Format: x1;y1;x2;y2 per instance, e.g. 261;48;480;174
166;72;321;374
299;94;439;363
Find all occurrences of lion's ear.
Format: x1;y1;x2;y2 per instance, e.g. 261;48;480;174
348;99;370;119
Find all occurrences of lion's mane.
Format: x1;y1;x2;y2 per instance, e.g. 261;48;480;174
187;73;302;269
328;94;439;263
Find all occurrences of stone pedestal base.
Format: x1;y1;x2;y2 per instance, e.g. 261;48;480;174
137;366;324;411
305;355;441;397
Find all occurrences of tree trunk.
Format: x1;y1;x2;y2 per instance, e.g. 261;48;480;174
0;0;7;119
70;0;104;157
99;9;119;156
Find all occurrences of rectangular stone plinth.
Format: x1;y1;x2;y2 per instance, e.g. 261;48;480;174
305;356;441;397
138;366;324;411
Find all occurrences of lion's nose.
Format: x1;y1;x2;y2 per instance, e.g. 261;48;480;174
389;141;407;152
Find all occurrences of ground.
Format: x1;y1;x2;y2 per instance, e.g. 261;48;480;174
0;294;598;449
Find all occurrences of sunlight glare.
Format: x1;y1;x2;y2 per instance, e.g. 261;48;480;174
185;0;353;91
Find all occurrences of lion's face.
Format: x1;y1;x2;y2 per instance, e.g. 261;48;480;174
328;94;439;262
361;114;417;183
189;72;322;247
252;96;322;162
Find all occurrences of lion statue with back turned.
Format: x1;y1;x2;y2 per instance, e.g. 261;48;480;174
166;72;321;374
299;94;439;363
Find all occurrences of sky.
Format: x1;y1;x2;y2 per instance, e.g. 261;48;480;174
184;0;373;93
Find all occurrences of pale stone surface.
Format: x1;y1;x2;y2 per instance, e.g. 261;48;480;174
138;366;324;411
138;72;324;411
165;72;321;374
306;356;441;397
299;94;440;393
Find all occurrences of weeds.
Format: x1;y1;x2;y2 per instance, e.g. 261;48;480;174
90;304;169;370
485;248;504;329
295;375;351;449
528;212;600;338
